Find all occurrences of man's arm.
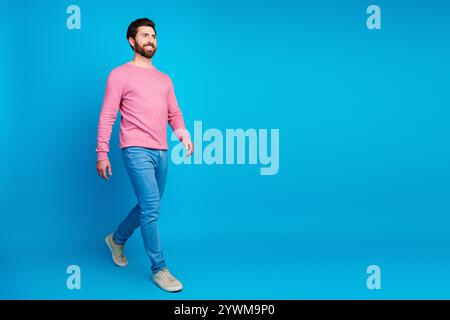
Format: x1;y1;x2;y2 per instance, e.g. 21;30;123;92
167;77;193;156
96;70;122;161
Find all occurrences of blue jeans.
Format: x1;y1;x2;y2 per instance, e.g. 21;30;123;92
112;147;168;274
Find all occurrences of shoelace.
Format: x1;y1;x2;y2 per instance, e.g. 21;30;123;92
112;243;126;261
160;269;176;282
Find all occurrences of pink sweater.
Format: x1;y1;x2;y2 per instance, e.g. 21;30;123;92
95;62;189;161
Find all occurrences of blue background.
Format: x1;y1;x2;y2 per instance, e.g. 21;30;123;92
2;0;450;299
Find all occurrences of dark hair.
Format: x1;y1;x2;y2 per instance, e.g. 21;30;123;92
126;18;156;51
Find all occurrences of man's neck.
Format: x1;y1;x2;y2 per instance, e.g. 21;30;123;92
131;54;153;68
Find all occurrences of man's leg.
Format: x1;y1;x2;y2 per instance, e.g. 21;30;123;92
148;149;183;292
121;147;168;274
112;203;140;245
112;149;168;246
110;148;143;245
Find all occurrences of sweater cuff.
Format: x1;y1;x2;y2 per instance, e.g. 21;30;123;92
174;128;191;143
97;152;109;161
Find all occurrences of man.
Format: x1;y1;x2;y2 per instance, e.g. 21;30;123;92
95;18;193;292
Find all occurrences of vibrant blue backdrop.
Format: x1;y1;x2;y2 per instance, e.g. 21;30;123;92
2;0;449;299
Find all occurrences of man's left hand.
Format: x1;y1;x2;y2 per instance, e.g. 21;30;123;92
182;139;194;157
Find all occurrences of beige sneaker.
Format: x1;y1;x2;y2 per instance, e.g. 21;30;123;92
152;268;183;292
105;234;128;267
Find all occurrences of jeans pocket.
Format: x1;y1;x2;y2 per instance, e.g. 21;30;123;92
122;147;141;164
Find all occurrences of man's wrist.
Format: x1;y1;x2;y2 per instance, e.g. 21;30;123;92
97;152;109;161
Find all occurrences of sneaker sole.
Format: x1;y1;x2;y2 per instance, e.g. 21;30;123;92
151;277;183;292
105;235;128;267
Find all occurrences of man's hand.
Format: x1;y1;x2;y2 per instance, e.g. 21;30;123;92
182;139;194;157
97;159;112;180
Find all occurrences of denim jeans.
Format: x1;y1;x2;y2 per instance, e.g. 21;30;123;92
112;146;168;274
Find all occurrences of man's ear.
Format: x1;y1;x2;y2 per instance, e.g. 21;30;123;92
128;37;135;50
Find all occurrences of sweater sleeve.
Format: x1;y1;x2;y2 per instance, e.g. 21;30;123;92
167;77;191;142
95;70;122;161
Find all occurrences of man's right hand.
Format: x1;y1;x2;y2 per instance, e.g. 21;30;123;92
97;159;112;180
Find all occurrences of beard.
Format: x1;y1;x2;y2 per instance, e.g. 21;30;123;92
135;42;157;59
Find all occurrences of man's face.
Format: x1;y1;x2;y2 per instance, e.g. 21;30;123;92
131;26;157;59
